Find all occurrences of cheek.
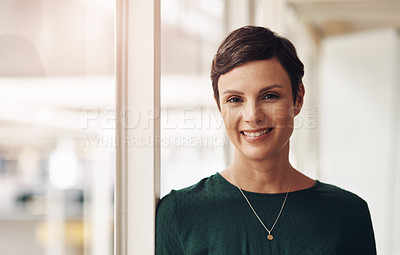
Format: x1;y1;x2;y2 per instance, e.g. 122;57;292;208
222;108;240;131
267;104;295;128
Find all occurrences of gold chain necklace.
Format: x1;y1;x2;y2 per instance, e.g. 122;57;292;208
229;170;293;241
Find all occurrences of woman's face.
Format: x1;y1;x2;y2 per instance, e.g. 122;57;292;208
218;58;304;161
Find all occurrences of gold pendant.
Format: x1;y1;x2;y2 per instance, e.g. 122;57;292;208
267;234;273;240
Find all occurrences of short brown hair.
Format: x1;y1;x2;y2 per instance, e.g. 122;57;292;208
211;26;304;109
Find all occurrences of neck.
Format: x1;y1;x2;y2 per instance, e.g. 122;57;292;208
227;145;294;193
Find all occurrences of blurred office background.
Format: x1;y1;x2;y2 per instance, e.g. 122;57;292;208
0;0;399;254
0;1;115;255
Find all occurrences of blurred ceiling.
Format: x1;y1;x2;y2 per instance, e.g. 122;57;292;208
288;0;400;37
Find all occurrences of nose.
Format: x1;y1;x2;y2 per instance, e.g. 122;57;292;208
243;101;265;124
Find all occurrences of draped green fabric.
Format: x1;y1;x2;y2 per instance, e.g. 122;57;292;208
156;173;376;255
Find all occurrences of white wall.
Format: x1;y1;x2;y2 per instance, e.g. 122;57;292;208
319;28;400;255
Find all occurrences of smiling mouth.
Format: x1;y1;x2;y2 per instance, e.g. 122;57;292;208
241;128;273;137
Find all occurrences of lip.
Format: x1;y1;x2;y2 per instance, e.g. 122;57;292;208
240;127;274;143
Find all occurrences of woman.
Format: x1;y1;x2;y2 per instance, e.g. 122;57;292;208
156;26;376;254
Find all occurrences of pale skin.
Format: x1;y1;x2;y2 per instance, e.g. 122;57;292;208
217;58;315;194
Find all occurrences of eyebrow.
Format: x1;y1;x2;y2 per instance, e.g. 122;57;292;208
222;89;244;95
258;84;283;94
222;84;283;95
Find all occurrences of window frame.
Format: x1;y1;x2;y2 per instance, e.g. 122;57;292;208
115;0;161;254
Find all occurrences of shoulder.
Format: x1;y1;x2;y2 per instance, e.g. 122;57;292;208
312;182;376;253
296;181;374;238
157;173;221;211
315;181;366;202
160;173;221;201
156;173;221;245
157;179;215;254
309;181;371;216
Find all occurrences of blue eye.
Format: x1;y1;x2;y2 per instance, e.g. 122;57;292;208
227;97;242;103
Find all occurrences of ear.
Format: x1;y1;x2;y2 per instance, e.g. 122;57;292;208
294;83;305;116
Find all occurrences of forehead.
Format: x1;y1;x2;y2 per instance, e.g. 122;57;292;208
218;58;291;92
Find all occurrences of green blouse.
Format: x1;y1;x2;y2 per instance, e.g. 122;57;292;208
156;173;376;255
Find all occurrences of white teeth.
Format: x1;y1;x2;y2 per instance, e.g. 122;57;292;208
243;129;271;137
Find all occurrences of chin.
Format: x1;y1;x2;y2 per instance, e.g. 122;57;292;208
235;139;291;161
238;147;277;161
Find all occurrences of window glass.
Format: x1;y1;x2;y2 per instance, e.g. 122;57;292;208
160;0;228;196
0;1;115;254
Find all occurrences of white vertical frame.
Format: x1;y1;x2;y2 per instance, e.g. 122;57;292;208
391;30;400;255
115;0;161;254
